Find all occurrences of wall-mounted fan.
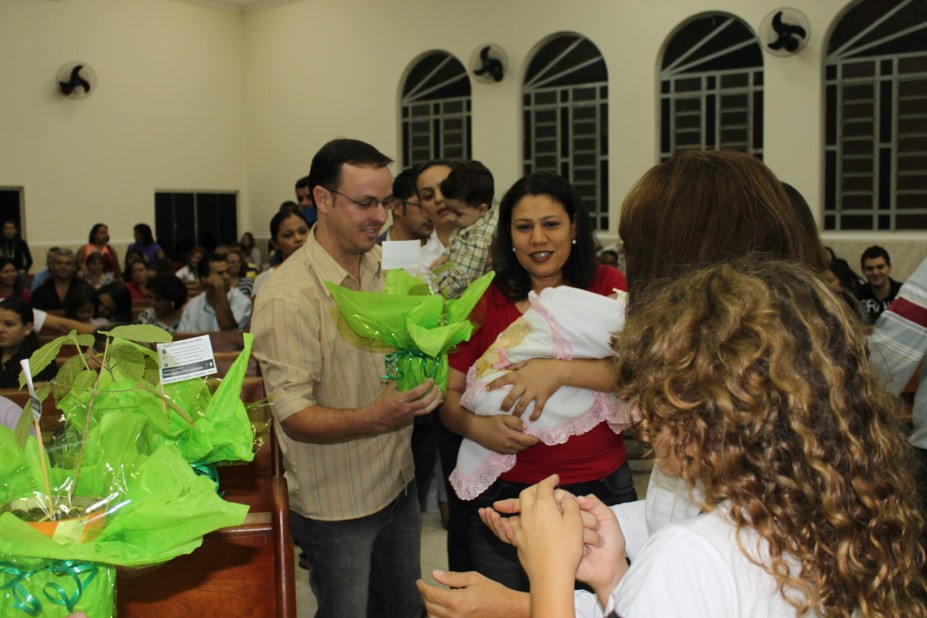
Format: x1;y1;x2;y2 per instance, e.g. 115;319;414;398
760;9;810;57
56;62;96;99
469;44;507;83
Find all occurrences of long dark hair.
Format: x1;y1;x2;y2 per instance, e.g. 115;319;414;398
98;282;132;323
490;172;598;302
134;223;156;247
0;257;25;296
65;284;99;321
0;297;39;353
88;223;108;245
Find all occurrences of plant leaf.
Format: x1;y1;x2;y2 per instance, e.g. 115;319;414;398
35;382;50;403
70;333;96;348
107;344;147;383
54;355;87;403
13;404;33;448
100;324;173;344
71;370;98;397
17;330;96;389
19;334;71;389
143;356;161;386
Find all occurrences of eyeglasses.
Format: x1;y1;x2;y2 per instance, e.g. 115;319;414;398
399;200;423;210
327;188;399;210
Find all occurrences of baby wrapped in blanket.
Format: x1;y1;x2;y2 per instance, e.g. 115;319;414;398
450;285;638;500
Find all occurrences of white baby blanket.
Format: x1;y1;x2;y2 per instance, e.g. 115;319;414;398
450;285;638;500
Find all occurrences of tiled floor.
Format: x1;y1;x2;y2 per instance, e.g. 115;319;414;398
294;457;652;617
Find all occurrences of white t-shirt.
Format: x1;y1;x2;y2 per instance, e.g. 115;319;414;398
252;267;275;297
606;507;803;618
33;308;47;333
421;229;446;272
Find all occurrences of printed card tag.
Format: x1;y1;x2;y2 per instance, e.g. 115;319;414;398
157;335;217;385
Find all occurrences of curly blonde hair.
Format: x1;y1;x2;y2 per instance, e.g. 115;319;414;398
614;258;926;617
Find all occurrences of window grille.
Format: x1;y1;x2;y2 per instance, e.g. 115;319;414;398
401;52;472;168
660;13;764;161
523;33;609;230
824;0;927;231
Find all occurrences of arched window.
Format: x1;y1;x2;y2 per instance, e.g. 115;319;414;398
401;52;471;168
523;33;609;229
824;0;927;231
660;13;763;160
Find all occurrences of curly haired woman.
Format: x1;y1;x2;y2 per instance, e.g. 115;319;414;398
515;258;926;617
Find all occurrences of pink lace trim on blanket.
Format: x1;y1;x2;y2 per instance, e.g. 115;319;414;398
527;291;573;360
450;391;633;500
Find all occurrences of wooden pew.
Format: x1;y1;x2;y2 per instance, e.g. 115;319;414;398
116;432;295;618
214;351;262;378
0;387;65;440
173;331;249;353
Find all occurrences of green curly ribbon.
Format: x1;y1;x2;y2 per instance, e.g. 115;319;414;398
0;562;40;616
381;350;439;382
192;462;222;495
1;560;99;615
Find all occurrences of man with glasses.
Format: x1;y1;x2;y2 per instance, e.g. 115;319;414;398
377;168;442;267
253;138;441;618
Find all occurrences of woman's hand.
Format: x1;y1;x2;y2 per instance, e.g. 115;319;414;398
573;494;629;606
480;495;604;555
515;475;584;616
487;358;617;422
468;413;539;455
487;359;564;421
417;571;530;618
441;366;537;455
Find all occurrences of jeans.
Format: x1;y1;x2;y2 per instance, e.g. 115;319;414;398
465;461;638;592
289;483;423;618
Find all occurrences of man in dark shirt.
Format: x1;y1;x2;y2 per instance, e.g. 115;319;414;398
295;175;317;226
856;245;903;324
30;248;88;311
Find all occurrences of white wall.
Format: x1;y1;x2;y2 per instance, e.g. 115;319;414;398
3;0;924;276
0;0;249;255
245;0;847;231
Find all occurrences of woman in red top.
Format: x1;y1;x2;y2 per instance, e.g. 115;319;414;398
440;172;636;591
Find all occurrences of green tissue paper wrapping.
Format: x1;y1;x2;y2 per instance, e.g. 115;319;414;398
0;330;257;616
325;270;494;396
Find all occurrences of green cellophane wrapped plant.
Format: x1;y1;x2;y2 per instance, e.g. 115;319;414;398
325;270;494;397
0;326;257;617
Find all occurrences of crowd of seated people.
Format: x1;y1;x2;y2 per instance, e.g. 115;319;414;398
2;219;268;352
